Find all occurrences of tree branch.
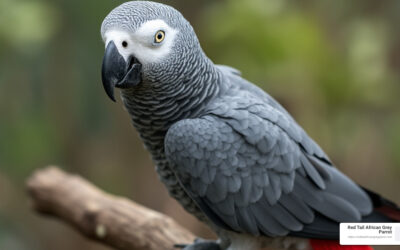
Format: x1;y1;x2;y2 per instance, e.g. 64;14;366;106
26;167;195;250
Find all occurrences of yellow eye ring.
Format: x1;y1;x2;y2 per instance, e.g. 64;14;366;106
154;30;165;43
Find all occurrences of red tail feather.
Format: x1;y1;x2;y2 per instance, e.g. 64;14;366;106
310;239;373;250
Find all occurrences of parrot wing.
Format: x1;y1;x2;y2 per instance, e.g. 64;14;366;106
164;93;373;238
215;64;242;76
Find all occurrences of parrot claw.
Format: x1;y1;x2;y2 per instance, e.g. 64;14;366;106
174;238;221;250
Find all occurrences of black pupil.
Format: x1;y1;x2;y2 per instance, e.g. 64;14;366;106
122;41;128;47
157;33;163;40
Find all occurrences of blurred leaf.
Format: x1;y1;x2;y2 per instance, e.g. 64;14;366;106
0;0;59;55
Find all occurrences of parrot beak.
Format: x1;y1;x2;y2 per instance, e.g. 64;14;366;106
101;41;142;102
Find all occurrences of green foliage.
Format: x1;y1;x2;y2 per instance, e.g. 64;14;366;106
0;0;59;54
0;111;61;177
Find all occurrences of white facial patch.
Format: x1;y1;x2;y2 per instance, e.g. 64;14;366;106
104;19;178;65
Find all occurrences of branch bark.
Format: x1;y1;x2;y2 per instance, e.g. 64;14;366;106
26;167;195;250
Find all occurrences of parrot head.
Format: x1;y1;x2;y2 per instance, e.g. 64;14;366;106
100;1;203;102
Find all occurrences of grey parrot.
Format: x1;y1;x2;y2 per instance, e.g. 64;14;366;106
100;1;400;250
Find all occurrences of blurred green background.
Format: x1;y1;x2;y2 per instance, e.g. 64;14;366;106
1;0;400;249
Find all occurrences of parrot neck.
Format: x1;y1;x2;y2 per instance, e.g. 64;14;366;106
120;57;221;161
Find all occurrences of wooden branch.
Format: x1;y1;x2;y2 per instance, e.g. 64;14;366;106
26;167;195;250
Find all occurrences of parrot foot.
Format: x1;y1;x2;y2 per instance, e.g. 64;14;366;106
174;238;222;250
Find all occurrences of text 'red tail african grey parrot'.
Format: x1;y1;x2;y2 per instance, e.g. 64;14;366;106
100;1;400;250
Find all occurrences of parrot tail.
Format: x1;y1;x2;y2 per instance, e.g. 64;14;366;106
308;187;400;250
361;187;400;222
309;239;373;250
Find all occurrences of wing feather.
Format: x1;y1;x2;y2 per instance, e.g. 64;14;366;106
164;97;372;238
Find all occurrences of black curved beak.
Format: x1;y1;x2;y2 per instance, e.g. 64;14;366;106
101;41;142;102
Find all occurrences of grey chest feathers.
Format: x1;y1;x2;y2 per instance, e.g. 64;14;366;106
120;88;215;223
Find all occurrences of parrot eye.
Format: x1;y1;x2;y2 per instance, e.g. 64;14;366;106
122;41;128;48
154;30;165;43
